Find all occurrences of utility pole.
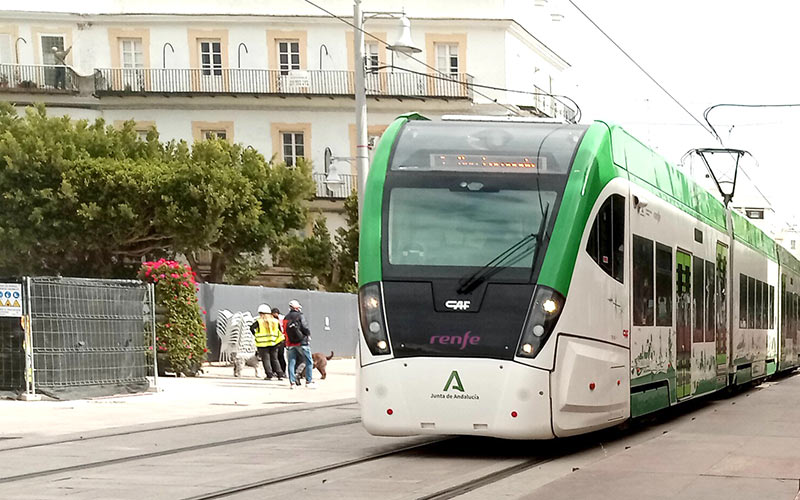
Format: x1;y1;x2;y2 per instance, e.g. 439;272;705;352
353;0;368;222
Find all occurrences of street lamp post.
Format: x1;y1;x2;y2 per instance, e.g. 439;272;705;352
353;0;368;222
353;1;420;222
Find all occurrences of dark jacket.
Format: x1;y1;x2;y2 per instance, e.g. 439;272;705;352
284;309;311;346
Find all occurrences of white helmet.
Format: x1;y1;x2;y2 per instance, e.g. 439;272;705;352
288;299;301;310
257;304;270;314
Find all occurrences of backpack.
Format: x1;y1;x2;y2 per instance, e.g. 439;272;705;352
286;318;305;344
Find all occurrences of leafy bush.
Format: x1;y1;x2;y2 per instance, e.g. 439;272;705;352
138;259;207;375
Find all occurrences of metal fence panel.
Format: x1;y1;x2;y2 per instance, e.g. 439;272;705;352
199;283;358;361
0;279;28;395
28;277;152;398
0;316;25;393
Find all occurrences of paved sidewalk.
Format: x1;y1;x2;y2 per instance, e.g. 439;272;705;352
465;370;800;500
0;358;356;439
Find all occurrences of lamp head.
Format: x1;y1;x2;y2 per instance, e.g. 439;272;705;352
388;15;421;55
325;171;343;185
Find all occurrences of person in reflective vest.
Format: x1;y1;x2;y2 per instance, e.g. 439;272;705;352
250;304;286;380
271;307;287;376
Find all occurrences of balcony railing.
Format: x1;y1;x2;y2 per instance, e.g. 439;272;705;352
313;173;356;199
94;68;473;99
0;64;79;93
532;85;578;123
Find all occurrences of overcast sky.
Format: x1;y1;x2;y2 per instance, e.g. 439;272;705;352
547;0;800;224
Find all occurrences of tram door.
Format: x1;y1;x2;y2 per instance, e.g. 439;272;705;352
715;242;729;387
676;250;692;399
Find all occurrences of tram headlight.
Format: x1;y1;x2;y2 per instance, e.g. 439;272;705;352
517;286;565;358
542;299;558;314
359;282;391;355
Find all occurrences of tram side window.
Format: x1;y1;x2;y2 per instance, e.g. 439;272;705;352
632;235;654;326
705;260;716;342
795;293;800;340
760;281;767;329
693;256;704;342
781;275;787;334
585;194;625;283
748;276;756;329
739;274;748;329
756;280;764;330
655;243;672;326
769;284;775;329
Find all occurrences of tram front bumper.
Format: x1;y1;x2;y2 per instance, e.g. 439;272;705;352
359;357;554;439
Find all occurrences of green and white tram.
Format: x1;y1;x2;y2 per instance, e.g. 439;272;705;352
356;113;800;439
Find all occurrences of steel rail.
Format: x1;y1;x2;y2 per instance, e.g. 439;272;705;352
0;399;356;453
416;456;555;500
182;438;449;500
0;417;361;484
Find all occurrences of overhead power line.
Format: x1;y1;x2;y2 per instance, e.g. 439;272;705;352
568;1;779;209
567;0;715;138
703;103;800;142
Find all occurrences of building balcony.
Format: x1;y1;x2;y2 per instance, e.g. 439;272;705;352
0;63;80;93
93;68;474;100
527;85;578;123
313;173;356;200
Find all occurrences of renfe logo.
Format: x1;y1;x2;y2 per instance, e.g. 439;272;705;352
429;331;480;350
444;300;471;311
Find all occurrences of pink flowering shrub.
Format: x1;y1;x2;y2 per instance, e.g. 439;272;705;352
138;259;207;376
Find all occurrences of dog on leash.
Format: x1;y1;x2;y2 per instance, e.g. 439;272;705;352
233;351;260;378
294;351;334;385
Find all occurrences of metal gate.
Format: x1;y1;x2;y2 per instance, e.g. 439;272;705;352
0;277;156;399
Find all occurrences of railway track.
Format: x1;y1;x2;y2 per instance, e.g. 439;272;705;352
416;456;556;500
0;399;356;453
182;438;448;500
0;417;362;484
178;420;598;500
181;439;563;500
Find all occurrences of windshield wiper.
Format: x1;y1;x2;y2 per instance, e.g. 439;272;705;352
456;233;539;295
528;201;550;282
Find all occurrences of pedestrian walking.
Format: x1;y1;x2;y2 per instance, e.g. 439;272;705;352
250;304;285;380
271;307;287;375
284;299;315;389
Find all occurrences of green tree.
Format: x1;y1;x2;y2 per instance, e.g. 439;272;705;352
280;191;359;292
183;141;315;282
280;215;336;289
0;103;314;280
333;191;359;292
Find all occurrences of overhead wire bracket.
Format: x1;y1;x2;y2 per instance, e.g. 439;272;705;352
686;148;749;207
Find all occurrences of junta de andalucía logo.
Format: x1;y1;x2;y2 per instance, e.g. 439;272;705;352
443;370;465;392
431;370;479;400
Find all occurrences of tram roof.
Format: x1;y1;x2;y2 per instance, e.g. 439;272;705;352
603;122;778;262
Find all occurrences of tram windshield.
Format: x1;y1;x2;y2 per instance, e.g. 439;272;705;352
383;120;587;280
388;188;555;268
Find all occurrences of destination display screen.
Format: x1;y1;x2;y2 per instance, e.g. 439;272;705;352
388;121;588;174
429;154;547;172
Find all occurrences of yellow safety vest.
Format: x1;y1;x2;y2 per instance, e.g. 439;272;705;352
254;317;281;347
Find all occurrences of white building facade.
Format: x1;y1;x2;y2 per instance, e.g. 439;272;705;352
0;0;573;240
